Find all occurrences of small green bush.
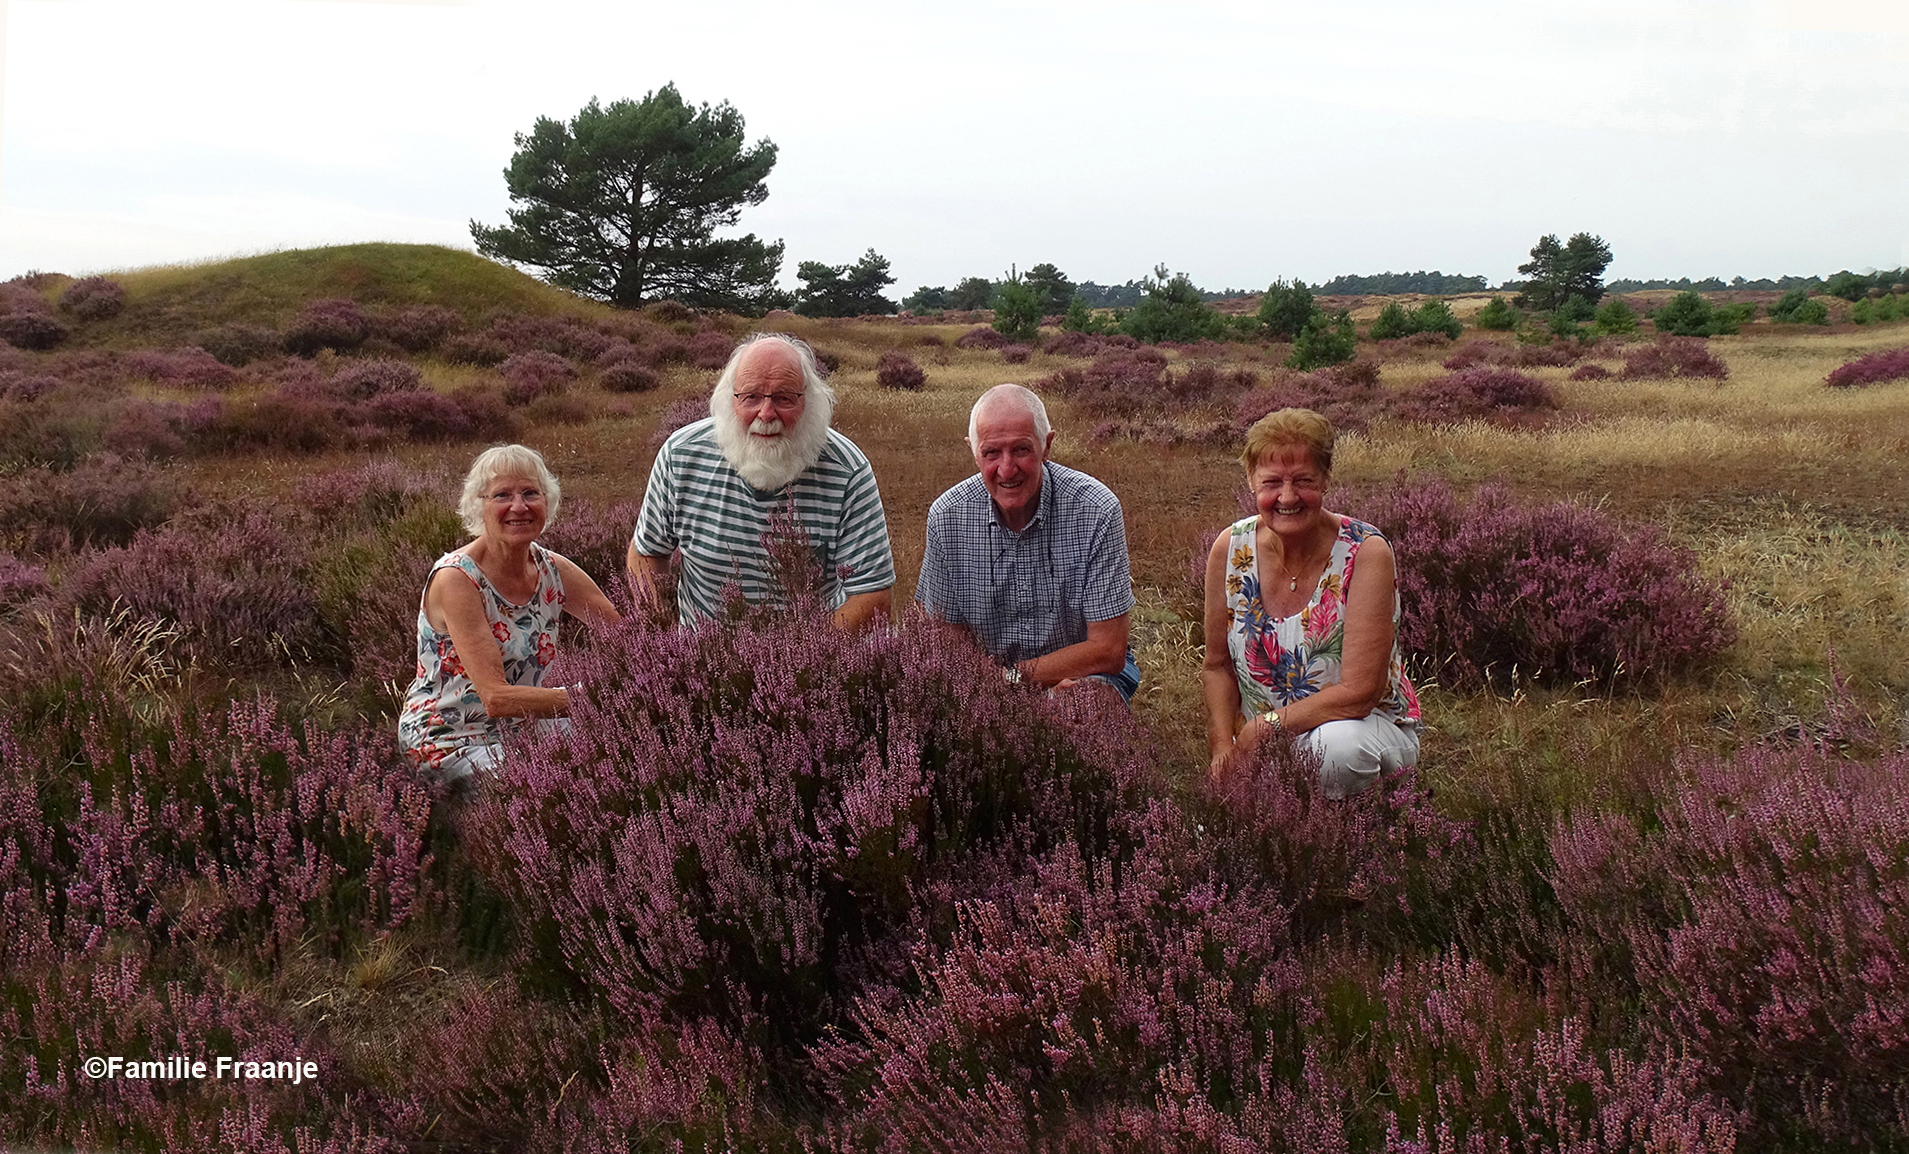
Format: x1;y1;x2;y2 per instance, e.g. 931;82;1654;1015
1474;296;1519;331
1652;292;1720;337
1119;266;1229;344
1769;288;1828;325
1256;279;1315;341
1592;296;1637;334
1368;301;1414;341
1411;299;1464;339
1287;310;1357;370
991;277;1043;343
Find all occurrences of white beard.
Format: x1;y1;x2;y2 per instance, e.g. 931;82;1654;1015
709;388;835;492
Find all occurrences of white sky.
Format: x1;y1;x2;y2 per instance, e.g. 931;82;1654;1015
2;0;1906;293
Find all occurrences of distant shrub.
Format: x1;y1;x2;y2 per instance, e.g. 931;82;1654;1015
1768;288;1829;325
650;395;709;448
874;349;926;391
102;398;190;459
1569;362;1613;381
120;346;237;389
1037;350;1173;417
599;362;660;393
1042;330;1114;358
448;384;518;440
59;511;326;669
1119;267;1230;344
998;343;1033;364
1287;310;1356;370
991;277;1044;342
0;311;69;351
1235;359;1385;435
685;329;734;370
333;357;423;400
219;390;348;454
1824;345;1909;388
647;336;691;365
1;371;60;402
192;322;281;367
284;297;370;355
58;276;126;321
1592;296;1637;334
485;313;619;361
522;392;595;425
1348;475;1736;688
1651;292;1746;338
1391;367;1557;425
1368;301;1414;341
1257;278;1316;341
442;332;509;366
1441;341;1497;370
1474;296;1519;331
1505;340;1580;368
1851;294;1909;325
373;303;462;352
498;351;576;405
1618;337;1729;381
357;390;473;442
1411;298;1464;339
955;326;1010;350
0;458;180;552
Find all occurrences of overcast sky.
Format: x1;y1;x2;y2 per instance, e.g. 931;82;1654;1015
2;0;1906;294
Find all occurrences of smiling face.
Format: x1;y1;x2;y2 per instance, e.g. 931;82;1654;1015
479;473;547;546
970;397;1055;531
1249;443;1329;537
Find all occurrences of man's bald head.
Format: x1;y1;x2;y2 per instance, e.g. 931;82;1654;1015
968;383;1051;447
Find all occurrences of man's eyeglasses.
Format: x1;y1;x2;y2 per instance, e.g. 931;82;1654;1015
487;488;546;505
733;391;804;411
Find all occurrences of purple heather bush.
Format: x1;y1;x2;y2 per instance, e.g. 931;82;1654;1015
0;551;48;610
1036;349;1178;417
218;390;348;454
874;349;926;390
121;346;237;389
1550;742;1909;1145
447;383;518;441
1390;367;1557;425
522;392;596;426
685;329;734;370
0;457;180;552
998;342;1033;364
1619;337;1728;381
191;322;282;367
955;325;1011;350
0;310;70;350
372;303;462;353
284;298;370;356
599;361;659;393
1235;359;1385;434
1;370;61;402
356;389;474;442
1570;362;1614;381
441;331;510;366
1345;475;1736;688
59;510;327;669
332;357;422;400
498;350;576;406
650;394;709;447
1824;344;1909;388
58;275;126;321
101;398;192;460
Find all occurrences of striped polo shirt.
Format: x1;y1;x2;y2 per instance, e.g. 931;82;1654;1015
632;417;896;623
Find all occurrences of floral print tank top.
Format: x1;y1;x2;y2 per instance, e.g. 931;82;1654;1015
1222;514;1419;725
398;544;565;772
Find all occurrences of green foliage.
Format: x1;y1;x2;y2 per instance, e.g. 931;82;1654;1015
947;276;996;311
1851;294;1908;324
1652;292;1730;337
1474;296;1519;331
1411;299;1464;339
1769;288;1829;325
1823;270;1873;302
1022;263;1075;317
991;275;1044;342
1592;296;1637;334
1257;278;1315;341
1118;265;1229;344
1061;296;1112;334
1316;270;1488;295
1712;301;1756;332
1516;232;1612;312
902;285;949;313
1287;310;1357;370
1368;301;1414;341
794;249;898;318
470;85;784;312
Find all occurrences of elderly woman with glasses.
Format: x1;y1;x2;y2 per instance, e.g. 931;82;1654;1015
399;443;621;782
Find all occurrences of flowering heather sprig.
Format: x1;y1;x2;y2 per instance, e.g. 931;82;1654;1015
59;276;127;322
874;349;926;390
1823;344;1909;388
1618;337;1728;381
1346;475;1737;688
284;298;370;356
1550;742;1909;1145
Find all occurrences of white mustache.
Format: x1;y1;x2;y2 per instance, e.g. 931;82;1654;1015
749;417;784;435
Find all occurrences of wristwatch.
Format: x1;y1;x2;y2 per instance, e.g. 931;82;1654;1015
1259;709;1281;731
1003;666;1023;685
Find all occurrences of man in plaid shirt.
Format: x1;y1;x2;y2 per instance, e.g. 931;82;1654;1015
915;384;1140;703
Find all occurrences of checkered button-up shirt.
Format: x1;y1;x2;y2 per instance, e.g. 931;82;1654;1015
915;462;1136;670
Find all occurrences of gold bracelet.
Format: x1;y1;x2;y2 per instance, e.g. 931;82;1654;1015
1260;709;1281;731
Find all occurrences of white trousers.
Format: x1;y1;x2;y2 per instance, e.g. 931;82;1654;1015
1303;715;1420;799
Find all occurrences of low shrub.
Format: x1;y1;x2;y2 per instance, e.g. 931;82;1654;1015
101;398;193;459
874;349;926;390
599;361;659;393
1824;345;1909;388
1569;362;1613;381
58;510;327;669
1042;330;1114;358
333;357;423;400
121;346;237;389
192;322;281;367
1593;296;1638;334
358;390;475;441
1235;360;1384;434
442;332;510;366
218;390;348;453
498;351;576;405
955;326;1010;350
1037;350;1173;417
522;392;596;425
0;311;69;350
0;457;180;552
1618;337;1729;381
58;276;126;321
1768;288;1829;326
536;495;645;604
1851;294;1909;324
1550;743;1909;1146
1368;301;1414;341
0;551;49;611
1347;475;1737;688
1474;296;1519;331
1;371;60;402
1390;367;1556;425
650;395;710;448
685;329;735;371
1287;310;1356;370
998;343;1033;364
373;303;462;352
1651;292;1747;338
284;298;370;356
1504;340;1580;368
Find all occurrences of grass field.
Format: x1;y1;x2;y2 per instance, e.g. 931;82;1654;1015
2;244;1905;1150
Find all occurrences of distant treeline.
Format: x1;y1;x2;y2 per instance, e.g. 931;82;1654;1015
1314;271;1490;296
1606;268;1908;298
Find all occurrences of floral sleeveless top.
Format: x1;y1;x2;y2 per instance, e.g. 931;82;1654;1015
1222;514;1419;725
398;544;565;772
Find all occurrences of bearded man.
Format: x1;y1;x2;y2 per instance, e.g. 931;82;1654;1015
627;333;895;629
